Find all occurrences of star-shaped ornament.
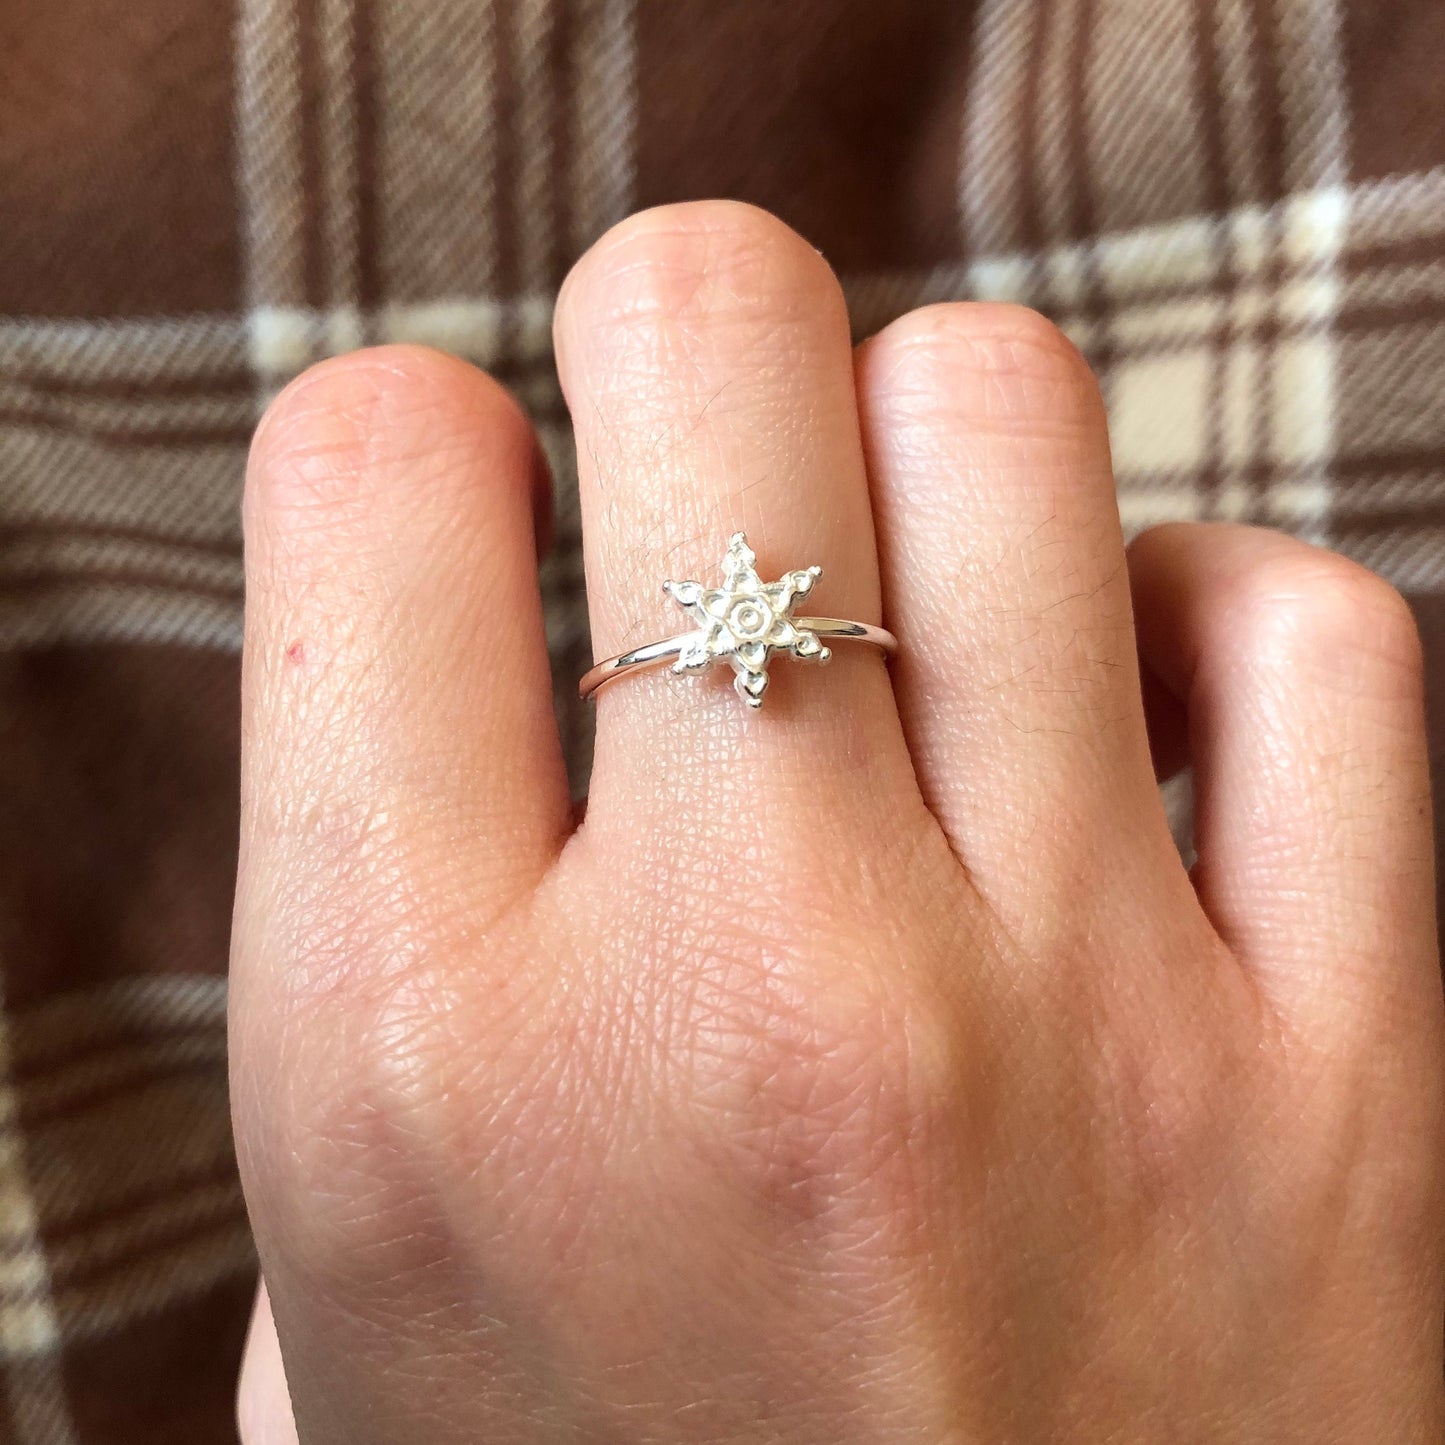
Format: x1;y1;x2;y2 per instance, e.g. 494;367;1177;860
663;532;831;708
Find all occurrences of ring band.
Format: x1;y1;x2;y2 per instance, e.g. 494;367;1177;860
578;532;898;710
579;617;898;704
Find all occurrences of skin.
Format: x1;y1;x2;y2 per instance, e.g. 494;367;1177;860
230;201;1445;1443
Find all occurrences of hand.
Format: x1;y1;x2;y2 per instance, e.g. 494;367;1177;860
231;201;1444;1442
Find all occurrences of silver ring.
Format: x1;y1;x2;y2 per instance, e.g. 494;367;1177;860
578;532;898;710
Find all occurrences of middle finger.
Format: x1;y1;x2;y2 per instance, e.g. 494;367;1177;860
556;202;920;845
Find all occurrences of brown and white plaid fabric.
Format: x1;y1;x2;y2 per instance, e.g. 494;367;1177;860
1;1;1442;1439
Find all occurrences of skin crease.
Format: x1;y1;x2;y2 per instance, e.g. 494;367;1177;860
230;201;1445;1443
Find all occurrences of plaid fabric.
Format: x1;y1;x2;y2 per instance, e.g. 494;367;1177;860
0;1;1442;1439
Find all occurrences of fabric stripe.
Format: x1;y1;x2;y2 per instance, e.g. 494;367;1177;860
1277;0;1350;194
375;0;502;301
1215;0;1268;206
318;0;365;349
47;1223;254;1349
960;0;1039;256
0;991;76;1442
0;319;249;389
237;0;309;330
1086;0;1210;233
14;1036;229;1131
1034;0;1082;252
8;979;226;1075
0;385;253;447
515;0;560;297
1275;0;1351;544
568;0;637;253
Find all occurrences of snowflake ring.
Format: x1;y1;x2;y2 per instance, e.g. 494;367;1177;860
578;532;898;710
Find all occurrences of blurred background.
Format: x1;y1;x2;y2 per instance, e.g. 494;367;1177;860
0;1;1442;1439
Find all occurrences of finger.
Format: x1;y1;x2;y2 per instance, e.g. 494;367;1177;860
240;345;569;924
855;304;1173;922
555;201;918;838
238;1283;299;1445
1128;523;1436;1035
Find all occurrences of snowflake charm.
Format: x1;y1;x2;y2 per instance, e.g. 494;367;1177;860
663;532;832;708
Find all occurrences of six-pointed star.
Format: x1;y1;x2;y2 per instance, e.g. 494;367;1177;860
663;532;831;708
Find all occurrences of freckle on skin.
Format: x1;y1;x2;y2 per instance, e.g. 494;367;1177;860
286;640;306;665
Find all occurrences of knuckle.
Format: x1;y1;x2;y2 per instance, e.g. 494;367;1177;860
246;344;530;525
671;951;950;1223
1097;1018;1251;1222
559;199;841;339
1263;1031;1445;1271
236;950;495;1295
865;301;1103;434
